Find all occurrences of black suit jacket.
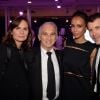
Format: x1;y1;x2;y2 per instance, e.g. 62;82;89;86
97;60;100;94
0;44;31;100
27;47;63;100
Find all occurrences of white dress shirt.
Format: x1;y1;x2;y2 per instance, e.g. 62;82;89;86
41;47;60;100
94;48;100;92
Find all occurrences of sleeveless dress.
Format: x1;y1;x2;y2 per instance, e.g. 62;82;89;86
62;41;95;100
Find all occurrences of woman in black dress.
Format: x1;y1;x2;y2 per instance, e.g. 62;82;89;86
62;11;96;100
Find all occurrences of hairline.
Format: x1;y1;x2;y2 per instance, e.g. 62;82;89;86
38;22;57;35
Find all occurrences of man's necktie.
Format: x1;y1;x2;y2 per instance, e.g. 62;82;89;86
47;52;56;100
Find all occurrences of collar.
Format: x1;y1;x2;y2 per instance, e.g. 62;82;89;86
41;47;54;54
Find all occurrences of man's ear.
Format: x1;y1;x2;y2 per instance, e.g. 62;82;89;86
56;33;58;38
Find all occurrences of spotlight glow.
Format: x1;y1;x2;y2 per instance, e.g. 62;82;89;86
27;0;32;4
19;11;23;16
57;5;61;8
55;0;59;1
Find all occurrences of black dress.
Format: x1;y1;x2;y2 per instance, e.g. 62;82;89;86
62;41;95;100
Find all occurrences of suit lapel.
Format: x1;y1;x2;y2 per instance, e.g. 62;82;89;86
55;50;62;68
97;59;100;93
92;48;99;87
54;50;63;94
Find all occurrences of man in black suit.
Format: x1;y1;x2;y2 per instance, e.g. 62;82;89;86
29;22;63;100
88;13;100;99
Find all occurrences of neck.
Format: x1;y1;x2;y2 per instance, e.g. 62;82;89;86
16;42;22;49
74;37;87;44
41;46;53;52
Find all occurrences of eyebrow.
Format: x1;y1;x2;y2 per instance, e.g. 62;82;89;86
95;26;100;28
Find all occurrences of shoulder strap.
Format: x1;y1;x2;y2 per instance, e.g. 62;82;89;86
7;46;11;61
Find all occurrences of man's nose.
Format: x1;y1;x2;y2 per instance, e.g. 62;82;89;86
92;31;96;36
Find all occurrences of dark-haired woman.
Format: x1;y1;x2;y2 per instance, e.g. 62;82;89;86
0;16;32;100
62;11;96;100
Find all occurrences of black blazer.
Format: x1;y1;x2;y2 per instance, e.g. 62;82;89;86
27;47;63;100
97;60;100;95
0;44;31;100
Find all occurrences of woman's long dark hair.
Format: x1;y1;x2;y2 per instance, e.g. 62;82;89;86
3;16;33;50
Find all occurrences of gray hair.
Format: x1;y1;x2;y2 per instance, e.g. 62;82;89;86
38;22;58;35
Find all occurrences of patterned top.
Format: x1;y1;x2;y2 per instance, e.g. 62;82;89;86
63;41;95;80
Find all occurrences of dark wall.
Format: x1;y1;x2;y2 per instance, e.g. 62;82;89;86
0;17;5;43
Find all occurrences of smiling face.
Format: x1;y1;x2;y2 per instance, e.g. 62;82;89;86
88;18;100;45
71;16;87;40
11;20;29;48
38;22;57;51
